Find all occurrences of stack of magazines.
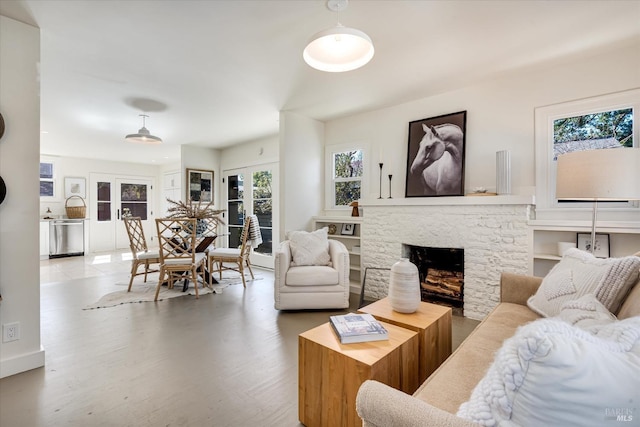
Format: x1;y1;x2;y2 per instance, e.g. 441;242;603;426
329;313;389;344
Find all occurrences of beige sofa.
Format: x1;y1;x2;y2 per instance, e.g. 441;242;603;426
356;271;640;427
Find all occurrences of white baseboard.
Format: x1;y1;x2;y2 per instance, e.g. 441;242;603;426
0;346;45;379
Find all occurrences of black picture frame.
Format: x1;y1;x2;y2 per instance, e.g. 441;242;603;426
186;168;214;203
405;111;467;197
576;233;610;258
341;223;356;236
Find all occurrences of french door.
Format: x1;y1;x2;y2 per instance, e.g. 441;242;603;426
89;174;155;252
223;164;277;269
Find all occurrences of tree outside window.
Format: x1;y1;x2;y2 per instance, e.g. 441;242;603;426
553;108;633;159
333;150;363;207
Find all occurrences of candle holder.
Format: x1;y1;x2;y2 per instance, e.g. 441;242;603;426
388;174;393;198
378;163;384;199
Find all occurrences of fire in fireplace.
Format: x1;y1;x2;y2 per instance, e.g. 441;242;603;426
404;244;464;315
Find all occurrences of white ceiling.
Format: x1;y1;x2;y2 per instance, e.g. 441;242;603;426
1;0;639;165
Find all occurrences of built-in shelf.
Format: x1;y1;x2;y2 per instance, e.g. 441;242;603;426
529;219;640;276
312;216;363;284
534;253;562;261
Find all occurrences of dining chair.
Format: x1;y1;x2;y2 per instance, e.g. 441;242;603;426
207;216;255;287
155;218;209;301
123;216;160;292
193;217;219;253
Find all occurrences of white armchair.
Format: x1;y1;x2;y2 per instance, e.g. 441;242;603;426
274;239;350;310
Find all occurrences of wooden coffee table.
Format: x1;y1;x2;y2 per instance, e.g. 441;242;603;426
358;297;452;383
298;320;418;427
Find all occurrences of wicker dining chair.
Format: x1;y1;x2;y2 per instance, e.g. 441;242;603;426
123;216;160;292
155;218;209;301
207;217;255;287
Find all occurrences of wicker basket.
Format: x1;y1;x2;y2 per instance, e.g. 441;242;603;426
65;195;86;219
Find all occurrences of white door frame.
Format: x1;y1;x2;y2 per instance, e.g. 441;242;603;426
88;173;156;252
222;163;278;269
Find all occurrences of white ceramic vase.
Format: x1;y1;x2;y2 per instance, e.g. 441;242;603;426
389;258;421;313
496;150;511;195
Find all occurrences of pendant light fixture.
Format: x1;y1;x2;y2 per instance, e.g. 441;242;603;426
125;114;162;144
303;0;374;73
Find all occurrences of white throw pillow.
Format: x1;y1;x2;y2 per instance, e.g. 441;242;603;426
527;249;640;317
556;294;617;332
288;228;331;266
457;317;640;427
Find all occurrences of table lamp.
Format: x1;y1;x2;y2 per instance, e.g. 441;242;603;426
556;148;640;254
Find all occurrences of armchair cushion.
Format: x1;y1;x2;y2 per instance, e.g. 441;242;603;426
285;265;339;286
289;228;331;266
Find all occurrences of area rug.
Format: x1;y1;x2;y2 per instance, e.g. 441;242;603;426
84;273;262;310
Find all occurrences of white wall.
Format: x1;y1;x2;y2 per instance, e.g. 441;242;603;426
279;112;324;240
324;42;640;201
220;135;278;171
180;145;221;208
0;16;44;378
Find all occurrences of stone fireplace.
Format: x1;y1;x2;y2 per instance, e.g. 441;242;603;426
359;196;533;320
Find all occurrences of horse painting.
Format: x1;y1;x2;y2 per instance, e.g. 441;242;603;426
409;123;464;196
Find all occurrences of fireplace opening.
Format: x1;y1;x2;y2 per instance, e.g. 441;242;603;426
404;244;464;316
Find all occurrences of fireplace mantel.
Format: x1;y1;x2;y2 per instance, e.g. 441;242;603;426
360;195;534;208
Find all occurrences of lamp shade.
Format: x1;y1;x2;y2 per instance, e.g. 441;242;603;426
303;24;374;72
125;114;162;144
125;126;162;144
556;148;640;201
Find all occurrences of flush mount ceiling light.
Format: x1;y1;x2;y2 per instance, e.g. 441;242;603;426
303;0;374;73
125;114;162;144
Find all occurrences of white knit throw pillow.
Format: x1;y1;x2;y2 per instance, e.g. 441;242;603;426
289;228;331;266
457;317;640;427
527;249;640;317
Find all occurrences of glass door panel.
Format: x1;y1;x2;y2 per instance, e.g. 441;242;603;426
223;164;277;269
227;173;244;248
252;170;272;256
97;182;111;221
116;179;153;249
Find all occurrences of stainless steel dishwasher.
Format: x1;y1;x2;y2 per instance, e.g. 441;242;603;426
49;219;85;258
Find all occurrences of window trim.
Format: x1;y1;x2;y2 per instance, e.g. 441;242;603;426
325;142;369;211
534;88;640;218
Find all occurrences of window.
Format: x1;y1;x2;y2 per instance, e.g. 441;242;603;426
39;161;55;198
332;149;363;208
553;108;633;159
535;88;639;216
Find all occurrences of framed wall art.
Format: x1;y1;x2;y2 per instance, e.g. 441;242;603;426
186;168;214;203
405;111;467;197
341;223;356;236
39;161;56;198
64;177;86;199
576;233;610;258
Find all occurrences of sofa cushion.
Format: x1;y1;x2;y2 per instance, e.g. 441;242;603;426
285;265;338;286
289;228;331;266
527;248;640;317
617;278;640;320
457;317;640;427
413;303;540;414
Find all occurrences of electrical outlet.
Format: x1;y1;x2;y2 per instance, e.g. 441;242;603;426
2;322;20;342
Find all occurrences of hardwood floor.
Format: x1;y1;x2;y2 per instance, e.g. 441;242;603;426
0;251;479;426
